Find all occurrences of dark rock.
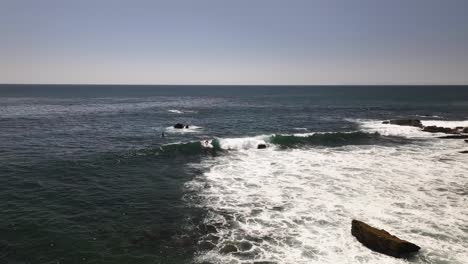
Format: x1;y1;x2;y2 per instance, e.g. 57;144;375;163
463;127;468;133
465;140;468;143
174;123;184;129
257;144;267;149
185;125;190;129
383;119;423;127
351;220;420;258
422;126;459;134
438;135;468;139
460;150;468;154
219;244;238;254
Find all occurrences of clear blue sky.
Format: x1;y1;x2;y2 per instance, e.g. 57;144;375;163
1;0;467;85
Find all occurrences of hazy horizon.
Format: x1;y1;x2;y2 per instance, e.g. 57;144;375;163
2;0;468;85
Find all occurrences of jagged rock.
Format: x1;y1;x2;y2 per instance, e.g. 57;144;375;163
351;220;420;258
173;123;184;129
422;126;459;134
257;144;267;149
438;135;468;139
219;244;238;254
382;119;423;127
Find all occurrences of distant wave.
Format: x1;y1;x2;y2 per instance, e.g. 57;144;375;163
167;109;197;114
165;125;202;133
416;115;443;119
168;109;184;114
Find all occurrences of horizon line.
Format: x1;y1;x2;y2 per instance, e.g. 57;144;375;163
1;83;468;87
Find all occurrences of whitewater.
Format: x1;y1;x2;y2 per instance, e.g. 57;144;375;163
186;120;468;264
2;85;467;264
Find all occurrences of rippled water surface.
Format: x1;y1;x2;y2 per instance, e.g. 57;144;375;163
0;85;467;264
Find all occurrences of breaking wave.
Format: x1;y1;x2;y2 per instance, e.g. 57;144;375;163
270;132;383;147
184;120;468;264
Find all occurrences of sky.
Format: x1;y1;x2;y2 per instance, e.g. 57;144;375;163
1;0;468;85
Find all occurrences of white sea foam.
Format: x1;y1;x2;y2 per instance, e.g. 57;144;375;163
416;115;443;119
168;109;184;114
357;119;468;138
216;136;269;150
421;120;468;128
186;121;468;264
165;125;202;133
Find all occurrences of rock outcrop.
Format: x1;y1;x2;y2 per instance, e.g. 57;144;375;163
257;144;267;149
382;119;423;127
351;220;420;258
382;119;468;135
173;123;185;129
422;126;459;134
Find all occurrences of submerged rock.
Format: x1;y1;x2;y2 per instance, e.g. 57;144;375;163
382;119;423;127
257;144;267;149
174;123;184;129
460;150;468;154
422;126;459;134
438;135;468;139
351;220;420;258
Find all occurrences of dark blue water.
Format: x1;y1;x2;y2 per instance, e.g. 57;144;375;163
1;85;467;264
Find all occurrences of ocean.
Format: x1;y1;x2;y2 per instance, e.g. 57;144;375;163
0;85;467;264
